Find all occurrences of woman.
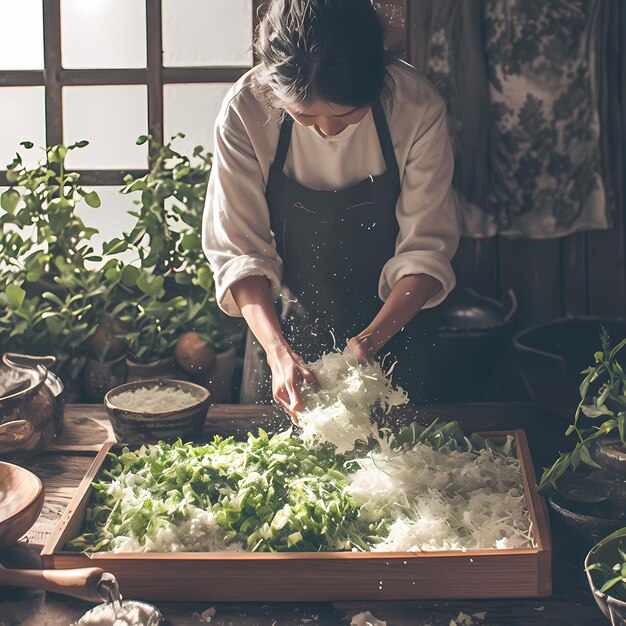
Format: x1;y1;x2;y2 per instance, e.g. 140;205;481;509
203;0;459;418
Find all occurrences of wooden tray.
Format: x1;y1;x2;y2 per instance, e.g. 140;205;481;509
41;429;551;602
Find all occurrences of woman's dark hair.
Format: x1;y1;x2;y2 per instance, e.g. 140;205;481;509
254;0;391;108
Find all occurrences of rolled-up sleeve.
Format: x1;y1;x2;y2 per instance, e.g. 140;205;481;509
202;100;282;317
379;97;459;309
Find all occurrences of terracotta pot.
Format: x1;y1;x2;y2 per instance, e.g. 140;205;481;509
125;355;189;383
191;346;237;403
83;355;127;402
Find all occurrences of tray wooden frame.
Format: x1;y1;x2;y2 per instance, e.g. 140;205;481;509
41;429;551;601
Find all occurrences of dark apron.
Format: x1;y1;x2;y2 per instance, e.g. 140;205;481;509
240;100;437;404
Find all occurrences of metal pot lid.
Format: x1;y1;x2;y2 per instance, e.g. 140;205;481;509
437;288;517;332
0;357;46;402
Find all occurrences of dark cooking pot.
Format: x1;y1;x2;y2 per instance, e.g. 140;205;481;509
0;353;64;460
430;288;517;402
513;317;626;419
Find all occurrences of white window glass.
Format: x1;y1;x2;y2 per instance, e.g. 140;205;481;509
61;0;147;69
63;85;148;170
75;186;138;266
0;87;46;169
163;83;232;156
0;0;44;70
162;0;252;67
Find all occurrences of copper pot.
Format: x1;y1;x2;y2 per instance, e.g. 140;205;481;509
0;353;64;460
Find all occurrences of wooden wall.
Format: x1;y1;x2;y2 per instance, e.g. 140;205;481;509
384;0;626;331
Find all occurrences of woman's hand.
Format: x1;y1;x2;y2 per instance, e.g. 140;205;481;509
347;333;380;365
348;274;442;365
267;344;318;425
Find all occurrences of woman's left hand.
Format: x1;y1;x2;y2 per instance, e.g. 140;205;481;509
347;332;380;365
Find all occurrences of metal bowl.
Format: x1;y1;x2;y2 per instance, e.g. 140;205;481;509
0;462;44;549
77;600;162;625
585;532;626;624
104;378;211;444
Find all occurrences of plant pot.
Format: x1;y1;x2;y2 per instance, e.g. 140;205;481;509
83;355;127;402
125;355;188;384
430;287;517;402
190;346;237;404
585;532;626;624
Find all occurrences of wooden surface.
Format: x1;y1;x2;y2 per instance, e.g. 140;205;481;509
0;403;607;624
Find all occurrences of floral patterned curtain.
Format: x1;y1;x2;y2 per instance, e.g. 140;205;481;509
416;0;614;238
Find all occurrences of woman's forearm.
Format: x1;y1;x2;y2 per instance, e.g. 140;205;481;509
230;275;289;359
358;274;441;352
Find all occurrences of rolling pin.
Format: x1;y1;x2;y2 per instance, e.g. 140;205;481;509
0;563;110;602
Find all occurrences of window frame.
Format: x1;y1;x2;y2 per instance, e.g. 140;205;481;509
0;0;260;186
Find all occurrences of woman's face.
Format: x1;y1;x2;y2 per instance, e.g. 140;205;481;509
284;100;370;137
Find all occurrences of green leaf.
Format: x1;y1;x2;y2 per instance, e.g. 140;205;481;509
5;284;26;308
136;273;164;297
103;238;128;255
581;404;612;418
1;189;20;214
19;141;34;149
579;445;602;469
83;191;101;208
120;265;140;288
181;233;201;251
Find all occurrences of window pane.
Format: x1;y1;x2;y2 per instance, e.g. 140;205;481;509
61;0;147;69
0;0;44;70
163;83;232;156
0;87;46;169
63;85;148;170
162;0;252;67
75;186;138;266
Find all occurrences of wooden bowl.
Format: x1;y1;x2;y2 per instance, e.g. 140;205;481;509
0;462;44;549
585;533;626;624
104;378;211;444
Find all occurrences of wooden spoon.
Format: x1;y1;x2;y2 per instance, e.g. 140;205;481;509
0;563;108;602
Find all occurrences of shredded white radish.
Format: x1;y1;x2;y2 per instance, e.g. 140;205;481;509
348;441;535;552
298;349;408;453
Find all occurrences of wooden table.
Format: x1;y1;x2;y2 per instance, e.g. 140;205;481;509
0;403;607;626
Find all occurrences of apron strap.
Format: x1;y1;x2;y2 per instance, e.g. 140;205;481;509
273;113;294;173
371;99;399;173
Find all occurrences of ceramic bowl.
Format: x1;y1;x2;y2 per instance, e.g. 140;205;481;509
549;494;625;547
104;378;211;444
0;461;44;549
585;533;626;624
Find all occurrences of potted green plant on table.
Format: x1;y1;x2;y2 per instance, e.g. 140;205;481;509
585;527;626;624
95;134;236;402
0;142;112;401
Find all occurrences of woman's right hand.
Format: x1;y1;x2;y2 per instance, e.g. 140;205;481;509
267;344;318;425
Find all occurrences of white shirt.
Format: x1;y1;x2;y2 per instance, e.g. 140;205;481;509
202;61;459;317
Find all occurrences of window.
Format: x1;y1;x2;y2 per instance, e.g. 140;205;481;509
0;0;255;192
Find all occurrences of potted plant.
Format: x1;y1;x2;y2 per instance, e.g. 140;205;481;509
0;142;111;401
101;134;237;402
538;331;626;544
585;527;626;623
